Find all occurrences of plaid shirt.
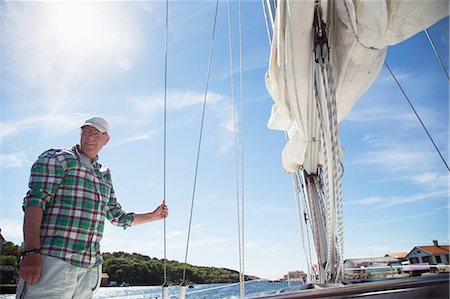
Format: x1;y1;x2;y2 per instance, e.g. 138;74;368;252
23;145;135;267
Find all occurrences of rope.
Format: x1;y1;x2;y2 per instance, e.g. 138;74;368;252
261;0;274;44
385;62;450;172
181;0;220;284
226;0;243;296
297;171;315;283
293;172;309;280
424;29;450;81
323;58;345;281
238;0;246;295
313;73;333;282
162;0;169;289
312;5;345;280
227;0;245;296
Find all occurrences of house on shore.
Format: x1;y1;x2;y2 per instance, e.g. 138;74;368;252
343;256;400;279
405;240;450;265
384;252;408;262
284;270;307;282
100;273;110;287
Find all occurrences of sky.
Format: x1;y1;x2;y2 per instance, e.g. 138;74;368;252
0;1;448;281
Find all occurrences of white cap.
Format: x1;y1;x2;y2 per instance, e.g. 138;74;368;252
81;116;109;134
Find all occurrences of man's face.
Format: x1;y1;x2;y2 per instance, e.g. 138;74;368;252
79;125;110;159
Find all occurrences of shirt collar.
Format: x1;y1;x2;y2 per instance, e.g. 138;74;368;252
73;145;99;164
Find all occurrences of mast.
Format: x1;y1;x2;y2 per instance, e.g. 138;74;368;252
263;0;448;284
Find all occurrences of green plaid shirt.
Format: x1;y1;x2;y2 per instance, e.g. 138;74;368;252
23;145;135;267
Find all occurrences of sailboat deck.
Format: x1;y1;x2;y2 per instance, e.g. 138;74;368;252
250;273;449;299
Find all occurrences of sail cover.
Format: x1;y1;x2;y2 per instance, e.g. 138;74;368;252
265;0;449;174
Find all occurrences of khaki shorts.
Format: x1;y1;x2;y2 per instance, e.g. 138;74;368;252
16;254;101;299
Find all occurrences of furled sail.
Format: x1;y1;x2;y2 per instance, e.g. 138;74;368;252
264;0;448;283
266;0;449;174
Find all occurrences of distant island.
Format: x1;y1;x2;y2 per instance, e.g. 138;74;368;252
0;240;259;287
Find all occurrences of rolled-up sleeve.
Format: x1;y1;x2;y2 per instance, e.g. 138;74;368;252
23;153;65;211
106;187;135;229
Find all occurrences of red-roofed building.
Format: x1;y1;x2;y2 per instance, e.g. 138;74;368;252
405;240;450;265
385;252;408;260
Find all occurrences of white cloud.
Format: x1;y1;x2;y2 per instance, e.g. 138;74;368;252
0;218;23;243
376;69;413;85
0;114;83;141
189;236;234;249
380;191;447;208
349;134;447;179
132;90;226;115
347;190;447;208
364;148;428;171
346;196;385;206
112;132;154;147
345;106;415;123
117;57;132;71
170;90;208;109
250;204;293;214
410;171;447;189
142;4;156;14
0;153;27;168
131;90;236;153
101;222;233;257
347;211;439;229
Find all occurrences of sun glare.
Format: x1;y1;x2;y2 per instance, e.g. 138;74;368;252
47;3;119;56
6;1;139;110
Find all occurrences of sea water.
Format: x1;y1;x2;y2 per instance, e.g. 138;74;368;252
0;281;303;299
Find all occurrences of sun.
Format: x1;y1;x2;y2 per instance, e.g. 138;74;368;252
45;2;119;57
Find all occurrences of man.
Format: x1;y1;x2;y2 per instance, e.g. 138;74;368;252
16;116;168;299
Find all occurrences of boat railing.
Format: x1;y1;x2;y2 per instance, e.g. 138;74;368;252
342;264;450;280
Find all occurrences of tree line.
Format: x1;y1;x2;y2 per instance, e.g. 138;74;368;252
1;241;257;286
102;252;256;285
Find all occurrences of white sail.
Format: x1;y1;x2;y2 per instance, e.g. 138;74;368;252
266;0;449;174
264;0;448;283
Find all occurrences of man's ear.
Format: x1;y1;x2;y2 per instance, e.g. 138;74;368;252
104;134;110;145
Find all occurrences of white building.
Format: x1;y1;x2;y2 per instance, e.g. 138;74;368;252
405;240;450;265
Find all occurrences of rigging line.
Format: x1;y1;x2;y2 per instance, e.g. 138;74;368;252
295;172;313;283
261;0;273;44
227;0;244;297
238;0;246;296
385;62;450;172
181;0;220;284
227;0;243;292
228;0;245;298
324;60;345;281
162;0;169;288
424;29;450;81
